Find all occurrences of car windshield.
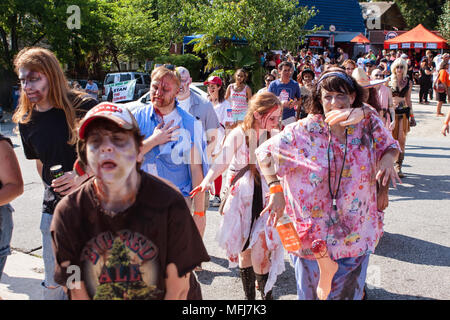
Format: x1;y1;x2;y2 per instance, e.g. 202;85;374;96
105;75;115;85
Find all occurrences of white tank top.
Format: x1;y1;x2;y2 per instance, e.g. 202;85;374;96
229;84;248;121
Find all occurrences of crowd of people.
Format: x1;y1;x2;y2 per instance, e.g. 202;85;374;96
0;45;448;301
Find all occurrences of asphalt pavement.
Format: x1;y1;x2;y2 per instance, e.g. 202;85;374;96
1;86;449;300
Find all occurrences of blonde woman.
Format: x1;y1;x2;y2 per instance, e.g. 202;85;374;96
13;47;96;299
388;58;414;178
190;92;284;300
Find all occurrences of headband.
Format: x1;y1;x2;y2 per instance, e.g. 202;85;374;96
317;72;355;89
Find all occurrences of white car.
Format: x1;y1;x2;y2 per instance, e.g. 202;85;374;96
122;83;208;112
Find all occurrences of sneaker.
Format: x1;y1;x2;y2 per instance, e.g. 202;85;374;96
211;195;221;207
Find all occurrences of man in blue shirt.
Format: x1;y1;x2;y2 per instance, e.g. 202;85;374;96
132;66;209;237
85;79;99;101
268;61;301;126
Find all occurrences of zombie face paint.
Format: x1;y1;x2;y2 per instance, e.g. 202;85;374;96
86;128;140;184
261;107;282;131
150;75;179;112
321;89;356;115
177;73;191;100
18;67;50;105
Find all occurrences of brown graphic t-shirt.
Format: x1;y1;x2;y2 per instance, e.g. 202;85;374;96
51;171;210;300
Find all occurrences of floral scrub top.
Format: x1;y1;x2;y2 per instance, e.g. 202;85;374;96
255;113;400;261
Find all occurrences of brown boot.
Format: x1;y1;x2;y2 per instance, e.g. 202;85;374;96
255;273;273;300
239;267;256;300
396;153;405;178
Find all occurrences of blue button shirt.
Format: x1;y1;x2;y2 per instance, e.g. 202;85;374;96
132;102;209;197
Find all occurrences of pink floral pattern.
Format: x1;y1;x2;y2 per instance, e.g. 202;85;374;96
256;113;400;260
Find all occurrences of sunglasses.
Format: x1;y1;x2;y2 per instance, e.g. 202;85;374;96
374;74;384;78
397;66;404;69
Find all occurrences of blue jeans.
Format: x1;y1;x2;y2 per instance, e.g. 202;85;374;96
40;212;67;300
290;254;370;300
0;204;13;280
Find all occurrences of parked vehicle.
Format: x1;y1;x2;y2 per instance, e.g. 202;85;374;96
102;72;150;102
122;83;208;112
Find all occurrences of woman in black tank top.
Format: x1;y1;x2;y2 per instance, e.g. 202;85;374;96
388;58;415;178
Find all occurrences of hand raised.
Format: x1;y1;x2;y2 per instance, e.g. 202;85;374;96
152;120;180;146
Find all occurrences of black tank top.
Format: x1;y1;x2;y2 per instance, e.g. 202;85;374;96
392;78;410;98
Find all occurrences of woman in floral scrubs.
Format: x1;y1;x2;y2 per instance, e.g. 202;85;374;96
256;68;401;300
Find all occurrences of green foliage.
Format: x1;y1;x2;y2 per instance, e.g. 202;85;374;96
437;1;450;43
154;53;203;80
180;0;318;89
110;0;164;62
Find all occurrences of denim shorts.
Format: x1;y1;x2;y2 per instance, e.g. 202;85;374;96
0;204;14;280
290;254;370;300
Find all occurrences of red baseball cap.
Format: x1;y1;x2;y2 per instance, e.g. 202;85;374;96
78;102;139;140
204;76;222;86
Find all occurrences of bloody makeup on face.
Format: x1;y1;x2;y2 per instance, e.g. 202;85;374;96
150;75;178;109
261;106;282;130
18;68;49;104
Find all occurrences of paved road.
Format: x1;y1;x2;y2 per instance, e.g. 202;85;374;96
1;86;449;300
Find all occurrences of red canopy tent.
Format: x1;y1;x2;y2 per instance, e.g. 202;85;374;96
384;24;448;50
351;33;370;44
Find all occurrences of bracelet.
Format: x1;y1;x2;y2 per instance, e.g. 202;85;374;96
194;211;205;217
410;114;414;118
269;185;283;194
268;180;280;187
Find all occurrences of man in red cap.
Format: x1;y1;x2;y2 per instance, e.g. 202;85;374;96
51;102;210;300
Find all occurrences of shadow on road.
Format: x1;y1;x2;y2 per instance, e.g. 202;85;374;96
374;232;450;267
0;274;42;300
196;255;239;286
273;261;297;298
366;287;436;300
388;172;450;201
407;145;450;152
196;255;299;299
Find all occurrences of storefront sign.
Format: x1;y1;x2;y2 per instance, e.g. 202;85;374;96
414;43;424;48
389;44;398;49
426;43;438;49
309;37;324;47
401;43;410;49
385;31;398;40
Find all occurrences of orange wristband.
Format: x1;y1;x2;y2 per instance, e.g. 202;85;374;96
194;211;205;217
269;185;283;194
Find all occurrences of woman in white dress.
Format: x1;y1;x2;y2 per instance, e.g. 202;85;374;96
190;92;284;300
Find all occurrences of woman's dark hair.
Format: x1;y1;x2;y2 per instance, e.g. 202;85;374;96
264;73;276;82
217;84;226;103
306;67;364;115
